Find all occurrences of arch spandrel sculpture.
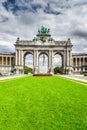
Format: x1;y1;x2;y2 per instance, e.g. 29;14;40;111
15;27;73;74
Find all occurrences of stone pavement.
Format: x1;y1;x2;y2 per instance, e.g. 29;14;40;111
60;75;87;83
0;74;27;81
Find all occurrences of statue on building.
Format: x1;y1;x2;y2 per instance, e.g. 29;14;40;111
38;26;50;34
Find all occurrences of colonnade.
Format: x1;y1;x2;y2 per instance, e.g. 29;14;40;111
0;53;15;74
0;55;14;66
73;57;87;66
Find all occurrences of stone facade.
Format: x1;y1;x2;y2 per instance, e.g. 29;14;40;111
14;34;73;74
0;53;15;74
72;53;87;74
0;32;87;75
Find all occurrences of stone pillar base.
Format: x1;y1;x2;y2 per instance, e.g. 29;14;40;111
33;66;39;74
15;66;24;74
48;67;54;74
65;67;73;75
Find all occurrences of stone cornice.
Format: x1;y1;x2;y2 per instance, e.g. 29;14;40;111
0;52;15;56
72;53;87;56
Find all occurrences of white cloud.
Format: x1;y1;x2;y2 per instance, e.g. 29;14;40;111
83;48;87;53
0;0;87;53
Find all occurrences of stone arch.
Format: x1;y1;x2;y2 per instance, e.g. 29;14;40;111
38;51;49;57
23;51;33;57
53;51;63;67
38;51;49;73
23;51;34;73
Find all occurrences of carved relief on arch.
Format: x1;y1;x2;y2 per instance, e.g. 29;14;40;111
23;50;34;57
38;51;49;57
53;51;63;57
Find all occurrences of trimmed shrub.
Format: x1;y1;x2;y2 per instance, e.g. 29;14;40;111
84;73;87;76
33;74;52;76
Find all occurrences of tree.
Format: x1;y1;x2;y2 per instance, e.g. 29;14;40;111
54;67;62;74
24;66;33;74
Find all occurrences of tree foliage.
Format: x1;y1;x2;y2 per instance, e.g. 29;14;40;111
54;67;62;74
24;66;32;74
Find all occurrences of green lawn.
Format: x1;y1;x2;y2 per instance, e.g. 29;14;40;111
0;76;87;130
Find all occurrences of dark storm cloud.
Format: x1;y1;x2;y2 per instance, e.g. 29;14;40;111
30;3;42;12
72;30;87;39
2;0;41;14
2;0;62;15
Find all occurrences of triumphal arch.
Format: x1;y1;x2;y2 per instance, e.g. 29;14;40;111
15;26;73;74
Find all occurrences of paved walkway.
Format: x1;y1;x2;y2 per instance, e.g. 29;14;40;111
0;74;27;81
60;75;87;83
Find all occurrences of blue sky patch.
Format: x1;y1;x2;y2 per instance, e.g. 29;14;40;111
44;3;61;15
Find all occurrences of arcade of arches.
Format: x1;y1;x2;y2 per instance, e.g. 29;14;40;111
0;29;87;75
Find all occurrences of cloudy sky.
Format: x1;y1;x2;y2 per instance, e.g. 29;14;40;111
0;0;87;53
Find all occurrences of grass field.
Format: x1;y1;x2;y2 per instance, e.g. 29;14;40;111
0;76;87;130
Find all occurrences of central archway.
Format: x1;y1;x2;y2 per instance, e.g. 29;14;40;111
38;53;48;73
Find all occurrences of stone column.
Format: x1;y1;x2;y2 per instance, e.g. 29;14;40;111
19;50;20;66
21;51;24;66
79;58;81;72
20;50;22;66
34;50;38;74
19;50;24;74
63;50;66;68
51;50;54;73
6;57;7;65
66;49;71;67
36;51;38;67
50;50;54;73
68;50;73;74
9;56;11;71
48;50;53;74
69;50;72;66
67;50;71;67
48;50;51;72
79;58;81;66
83;57;85;66
86;58;87;66
63;50;67;74
15;50;20;74
10;57;11;65
75;58;77;66
22;51;24;74
2;56;3;65
66;49;69;74
15;50;18;66
1;56;2;65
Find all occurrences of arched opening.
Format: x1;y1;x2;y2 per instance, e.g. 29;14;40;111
24;53;33;74
38;53;48;73
53;54;63;74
